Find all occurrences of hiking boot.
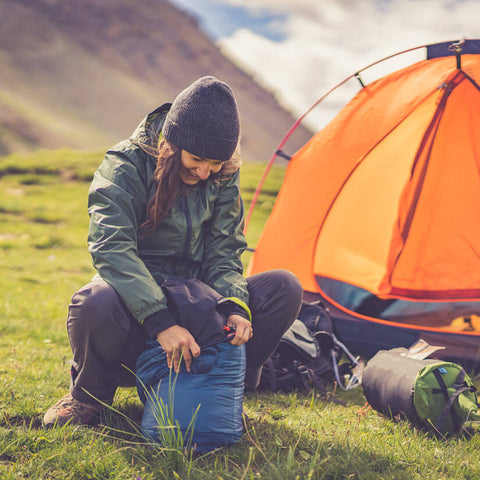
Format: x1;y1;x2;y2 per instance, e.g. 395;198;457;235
43;393;101;427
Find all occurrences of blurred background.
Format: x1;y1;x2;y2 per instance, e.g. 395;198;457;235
1;0;479;162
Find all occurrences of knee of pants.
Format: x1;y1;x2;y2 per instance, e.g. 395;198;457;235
273;269;303;298
248;269;304;322
67;281;131;334
263;269;303;308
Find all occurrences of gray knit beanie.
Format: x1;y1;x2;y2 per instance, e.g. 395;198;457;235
162;76;240;161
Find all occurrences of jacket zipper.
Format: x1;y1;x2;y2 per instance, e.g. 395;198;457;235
182;194;193;258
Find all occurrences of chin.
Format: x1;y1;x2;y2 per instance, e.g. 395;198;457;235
181;176;199;185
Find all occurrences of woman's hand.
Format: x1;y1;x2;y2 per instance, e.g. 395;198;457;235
156;325;201;373
227;314;253;346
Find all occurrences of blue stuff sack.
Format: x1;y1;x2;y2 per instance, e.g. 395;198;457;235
137;341;245;453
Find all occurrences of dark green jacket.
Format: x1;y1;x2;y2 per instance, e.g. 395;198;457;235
87;104;249;335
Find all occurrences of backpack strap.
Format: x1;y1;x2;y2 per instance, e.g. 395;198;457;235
260;357;308;392
294;360;327;392
330;334;364;390
433;368;475;433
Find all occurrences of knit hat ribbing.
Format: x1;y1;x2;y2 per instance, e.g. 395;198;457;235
162;76;240;161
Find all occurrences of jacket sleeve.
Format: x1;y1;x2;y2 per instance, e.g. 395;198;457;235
87;148;174;331
200;169;250;316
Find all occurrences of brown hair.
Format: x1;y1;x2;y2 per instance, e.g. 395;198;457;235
139;137;242;236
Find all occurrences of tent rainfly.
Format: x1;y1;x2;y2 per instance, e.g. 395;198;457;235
247;39;480;370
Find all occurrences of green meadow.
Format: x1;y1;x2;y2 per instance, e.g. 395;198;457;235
2;150;480;479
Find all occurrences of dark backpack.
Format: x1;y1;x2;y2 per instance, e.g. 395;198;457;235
259;301;363;393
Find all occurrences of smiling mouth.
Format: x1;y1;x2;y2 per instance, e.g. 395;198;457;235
180;166;197;177
181;168;200;184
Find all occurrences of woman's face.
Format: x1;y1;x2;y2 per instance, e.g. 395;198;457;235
180;150;223;185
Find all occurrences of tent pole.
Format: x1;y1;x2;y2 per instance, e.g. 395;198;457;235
355;73;366;88
449;38;465;69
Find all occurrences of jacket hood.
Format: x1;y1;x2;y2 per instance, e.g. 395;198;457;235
130;103;172;148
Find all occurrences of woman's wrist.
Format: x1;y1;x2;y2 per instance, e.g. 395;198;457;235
143;308;177;339
218;300;249;321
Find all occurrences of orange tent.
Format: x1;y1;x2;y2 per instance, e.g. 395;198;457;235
247;39;480;367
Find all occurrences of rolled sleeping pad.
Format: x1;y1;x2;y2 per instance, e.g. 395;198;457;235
362;348;480;434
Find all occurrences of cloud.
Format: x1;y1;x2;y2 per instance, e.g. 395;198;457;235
213;0;480;129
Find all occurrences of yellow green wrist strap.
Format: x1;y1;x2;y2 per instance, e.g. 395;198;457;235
225;297;252;322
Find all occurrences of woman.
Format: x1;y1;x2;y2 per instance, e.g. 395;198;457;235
44;76;303;427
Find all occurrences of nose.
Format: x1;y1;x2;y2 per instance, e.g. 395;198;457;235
196;163;211;180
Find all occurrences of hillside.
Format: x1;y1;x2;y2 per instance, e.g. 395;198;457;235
0;0;312;161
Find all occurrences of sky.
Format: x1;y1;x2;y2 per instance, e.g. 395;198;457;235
170;0;480;130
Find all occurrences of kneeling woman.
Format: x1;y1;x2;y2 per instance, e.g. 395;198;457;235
44;76;303;430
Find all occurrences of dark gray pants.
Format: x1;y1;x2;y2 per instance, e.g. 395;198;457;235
67;270;303;405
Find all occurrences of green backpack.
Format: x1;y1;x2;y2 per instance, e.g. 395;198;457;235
362;347;480;434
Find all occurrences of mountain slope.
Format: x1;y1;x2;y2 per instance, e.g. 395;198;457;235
0;0;312;161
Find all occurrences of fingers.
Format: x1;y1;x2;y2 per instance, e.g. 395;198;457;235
167;347;189;373
226;314;253;346
157;326;201;373
182;338;201;372
183;346;194;373
230;323;253;346
168;339;201;373
166;350;173;370
172;348;182;373
190;341;201;358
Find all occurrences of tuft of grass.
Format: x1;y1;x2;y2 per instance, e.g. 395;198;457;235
140;376;199;454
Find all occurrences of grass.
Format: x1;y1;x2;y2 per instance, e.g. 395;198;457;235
138;368;200;454
2;149;480;479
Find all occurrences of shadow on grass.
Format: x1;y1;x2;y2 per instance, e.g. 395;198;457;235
0;413;43;430
95;401;145;442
